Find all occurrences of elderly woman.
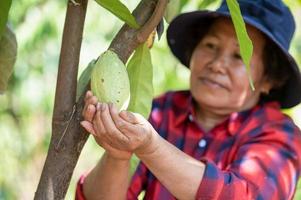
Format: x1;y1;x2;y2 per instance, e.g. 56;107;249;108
76;0;301;199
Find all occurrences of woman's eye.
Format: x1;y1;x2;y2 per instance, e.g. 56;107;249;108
204;42;216;50
234;53;242;60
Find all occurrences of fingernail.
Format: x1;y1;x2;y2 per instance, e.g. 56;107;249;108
87;90;91;96
101;103;106;111
80;121;86;127
96;103;100;110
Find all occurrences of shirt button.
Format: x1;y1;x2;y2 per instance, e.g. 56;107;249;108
198;139;207;148
188;114;193;121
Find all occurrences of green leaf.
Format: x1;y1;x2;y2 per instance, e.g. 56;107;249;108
127;43;153;119
164;0;181;23
76;60;96;101
226;0;255;90
198;0;217;9
94;0;140;29
180;0;189;10
0;0;12;40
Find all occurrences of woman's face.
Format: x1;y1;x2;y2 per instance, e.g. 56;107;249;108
190;18;271;115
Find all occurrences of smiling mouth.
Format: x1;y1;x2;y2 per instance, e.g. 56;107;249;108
199;77;229;90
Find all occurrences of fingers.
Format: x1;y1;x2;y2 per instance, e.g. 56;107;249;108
100;103;129;146
109;103;154;154
84;90;93;101
89;102;152;153
110;103;128;128
84;91;98;105
82;91;98;122
93;103;111;143
91;103;129;149
110;104;145;139
119;110;140;124
80;120;96;135
110;104;137;133
84;104;96;122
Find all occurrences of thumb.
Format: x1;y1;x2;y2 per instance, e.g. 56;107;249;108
119;111;140;124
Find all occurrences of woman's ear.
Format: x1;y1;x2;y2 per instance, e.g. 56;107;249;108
259;80;273;95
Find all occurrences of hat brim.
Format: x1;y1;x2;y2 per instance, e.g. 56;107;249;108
167;10;301;108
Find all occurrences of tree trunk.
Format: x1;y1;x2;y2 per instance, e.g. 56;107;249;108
34;0;167;199
34;0;88;199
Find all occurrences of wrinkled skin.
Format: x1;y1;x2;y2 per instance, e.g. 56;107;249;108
190;18;271;123
81;91;155;160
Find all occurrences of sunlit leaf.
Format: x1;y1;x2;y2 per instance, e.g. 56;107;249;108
94;0;140;29
127;43;153;119
76;60;96;101
198;0;218;9
226;0;255;90
180;0;189;10
0;0;12;40
164;0;181;23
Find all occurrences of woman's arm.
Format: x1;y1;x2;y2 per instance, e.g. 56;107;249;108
82;152;130;200
100;102;206;200
79;91;133;200
136;134;206;200
104;103;301;200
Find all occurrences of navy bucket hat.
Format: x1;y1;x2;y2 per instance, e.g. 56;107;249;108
167;0;301;108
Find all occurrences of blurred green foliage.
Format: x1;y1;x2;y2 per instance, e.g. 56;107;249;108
0;0;300;199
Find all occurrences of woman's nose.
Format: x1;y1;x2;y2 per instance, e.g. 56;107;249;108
207;53;229;74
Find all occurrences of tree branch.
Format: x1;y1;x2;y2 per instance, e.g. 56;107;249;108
109;0;168;63
137;0;168;43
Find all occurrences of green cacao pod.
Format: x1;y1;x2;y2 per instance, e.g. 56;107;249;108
91;50;130;111
0;25;17;94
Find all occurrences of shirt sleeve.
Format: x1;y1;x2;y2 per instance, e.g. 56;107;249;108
126;94;167;199
196;120;301;200
74;163;150;200
127;161;149;199
75;175;87;200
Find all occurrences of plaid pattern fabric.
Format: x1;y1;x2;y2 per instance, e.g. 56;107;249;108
76;90;301;200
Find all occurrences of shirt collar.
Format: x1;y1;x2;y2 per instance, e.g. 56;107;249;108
174;92;194;126
173;91;281;135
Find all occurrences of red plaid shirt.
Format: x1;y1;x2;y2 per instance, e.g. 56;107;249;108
76;90;301;200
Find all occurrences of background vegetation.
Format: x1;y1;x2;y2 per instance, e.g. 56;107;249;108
0;0;300;199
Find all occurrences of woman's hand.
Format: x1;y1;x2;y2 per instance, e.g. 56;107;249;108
94;102;159;156
80;91;98;133
80;91;132;161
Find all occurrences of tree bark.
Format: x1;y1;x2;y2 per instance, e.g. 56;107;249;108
34;0;88;199
34;0;168;199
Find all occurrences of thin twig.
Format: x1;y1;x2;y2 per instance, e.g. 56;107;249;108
55;104;77;151
70;0;80;6
137;0;168;43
